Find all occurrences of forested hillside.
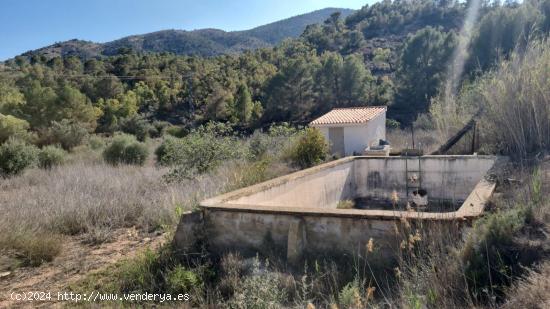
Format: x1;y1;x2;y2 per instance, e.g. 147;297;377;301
237;7;355;44
16;8;354;59
2;0;550;143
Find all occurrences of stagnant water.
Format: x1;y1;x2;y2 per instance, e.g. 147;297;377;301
352;196;462;213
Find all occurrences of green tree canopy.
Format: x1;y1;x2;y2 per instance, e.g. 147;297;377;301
234;83;253;125
394;26;457;120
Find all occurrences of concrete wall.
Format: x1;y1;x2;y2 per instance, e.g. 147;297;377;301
204;209;400;262
227;160;355;209
353;156;497;201
189;156;500;265
225;156;495;209
316;112;386;156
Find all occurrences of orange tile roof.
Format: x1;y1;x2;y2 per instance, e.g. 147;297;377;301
310;107;386;125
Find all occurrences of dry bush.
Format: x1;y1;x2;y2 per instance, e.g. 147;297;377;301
386;128;440;154
502;261;550;309
0;228;62;267
395;222;473;309
218;253;247;298
226;257;287;309
395;165;550;308
430;84;480;148
432;39;550;159
225;159;293;193
0;133;294;266
478;40;550;158
0;156;239;260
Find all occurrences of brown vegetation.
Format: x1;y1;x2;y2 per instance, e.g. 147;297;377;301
0;147;233;269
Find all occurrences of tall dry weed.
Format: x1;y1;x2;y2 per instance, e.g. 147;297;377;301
432;39;550;158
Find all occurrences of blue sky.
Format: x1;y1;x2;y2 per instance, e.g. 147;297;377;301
0;0;374;60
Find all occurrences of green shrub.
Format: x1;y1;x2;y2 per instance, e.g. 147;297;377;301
288;127;328;169
247;132;270;160
38;145;66;169
118;248;160;293
150;121;171;138
0;138;38;176
339;279;362;309
154;136;178;164
120;114;153;142
228;257;286;308
386;119;401;129
413;113;435;130
123;143;149;165
115;245;187;295
167;265;201;294
337;200;355;209
48;119;89;151
158;123;241;180
461;207;528;301
88;135;106;150
103;134;149;166
0;113;30;143
268;122;298;137
165;125;188;138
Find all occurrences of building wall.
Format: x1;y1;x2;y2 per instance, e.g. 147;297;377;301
315;111;386;156
365;111;386;146
342;125;369;155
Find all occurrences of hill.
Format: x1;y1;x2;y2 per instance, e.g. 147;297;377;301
239;7;354;44
19;8;354;59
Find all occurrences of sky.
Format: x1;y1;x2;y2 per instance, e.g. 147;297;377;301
0;0;374;60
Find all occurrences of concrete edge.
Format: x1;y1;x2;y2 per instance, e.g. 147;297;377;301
455;155;508;218
202;203;464;221
456;179;497;218
201;155;502;221
201;156;355;206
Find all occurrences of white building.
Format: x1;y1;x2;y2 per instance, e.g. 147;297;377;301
310;107;387;156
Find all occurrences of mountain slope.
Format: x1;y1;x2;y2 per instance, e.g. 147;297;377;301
239;7;354;44
102;29;272;57
20;8;354;59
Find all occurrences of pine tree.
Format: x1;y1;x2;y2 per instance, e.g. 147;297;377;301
340;54;373;106
234;84;253;125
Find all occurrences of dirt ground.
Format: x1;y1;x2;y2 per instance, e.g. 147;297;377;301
0;228;166;308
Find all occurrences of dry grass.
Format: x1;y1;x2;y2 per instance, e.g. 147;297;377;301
386;128;441;154
0;132;295;269
394;164;550;308
395;222;474;308
0;150;245;266
478;40;550;159
502;261;550;309
432;39;550;159
0;230;63;267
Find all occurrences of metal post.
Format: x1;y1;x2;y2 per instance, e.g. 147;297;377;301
411;125;415;149
471;122;476;154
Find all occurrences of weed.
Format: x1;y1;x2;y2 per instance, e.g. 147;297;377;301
337;200;355;209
